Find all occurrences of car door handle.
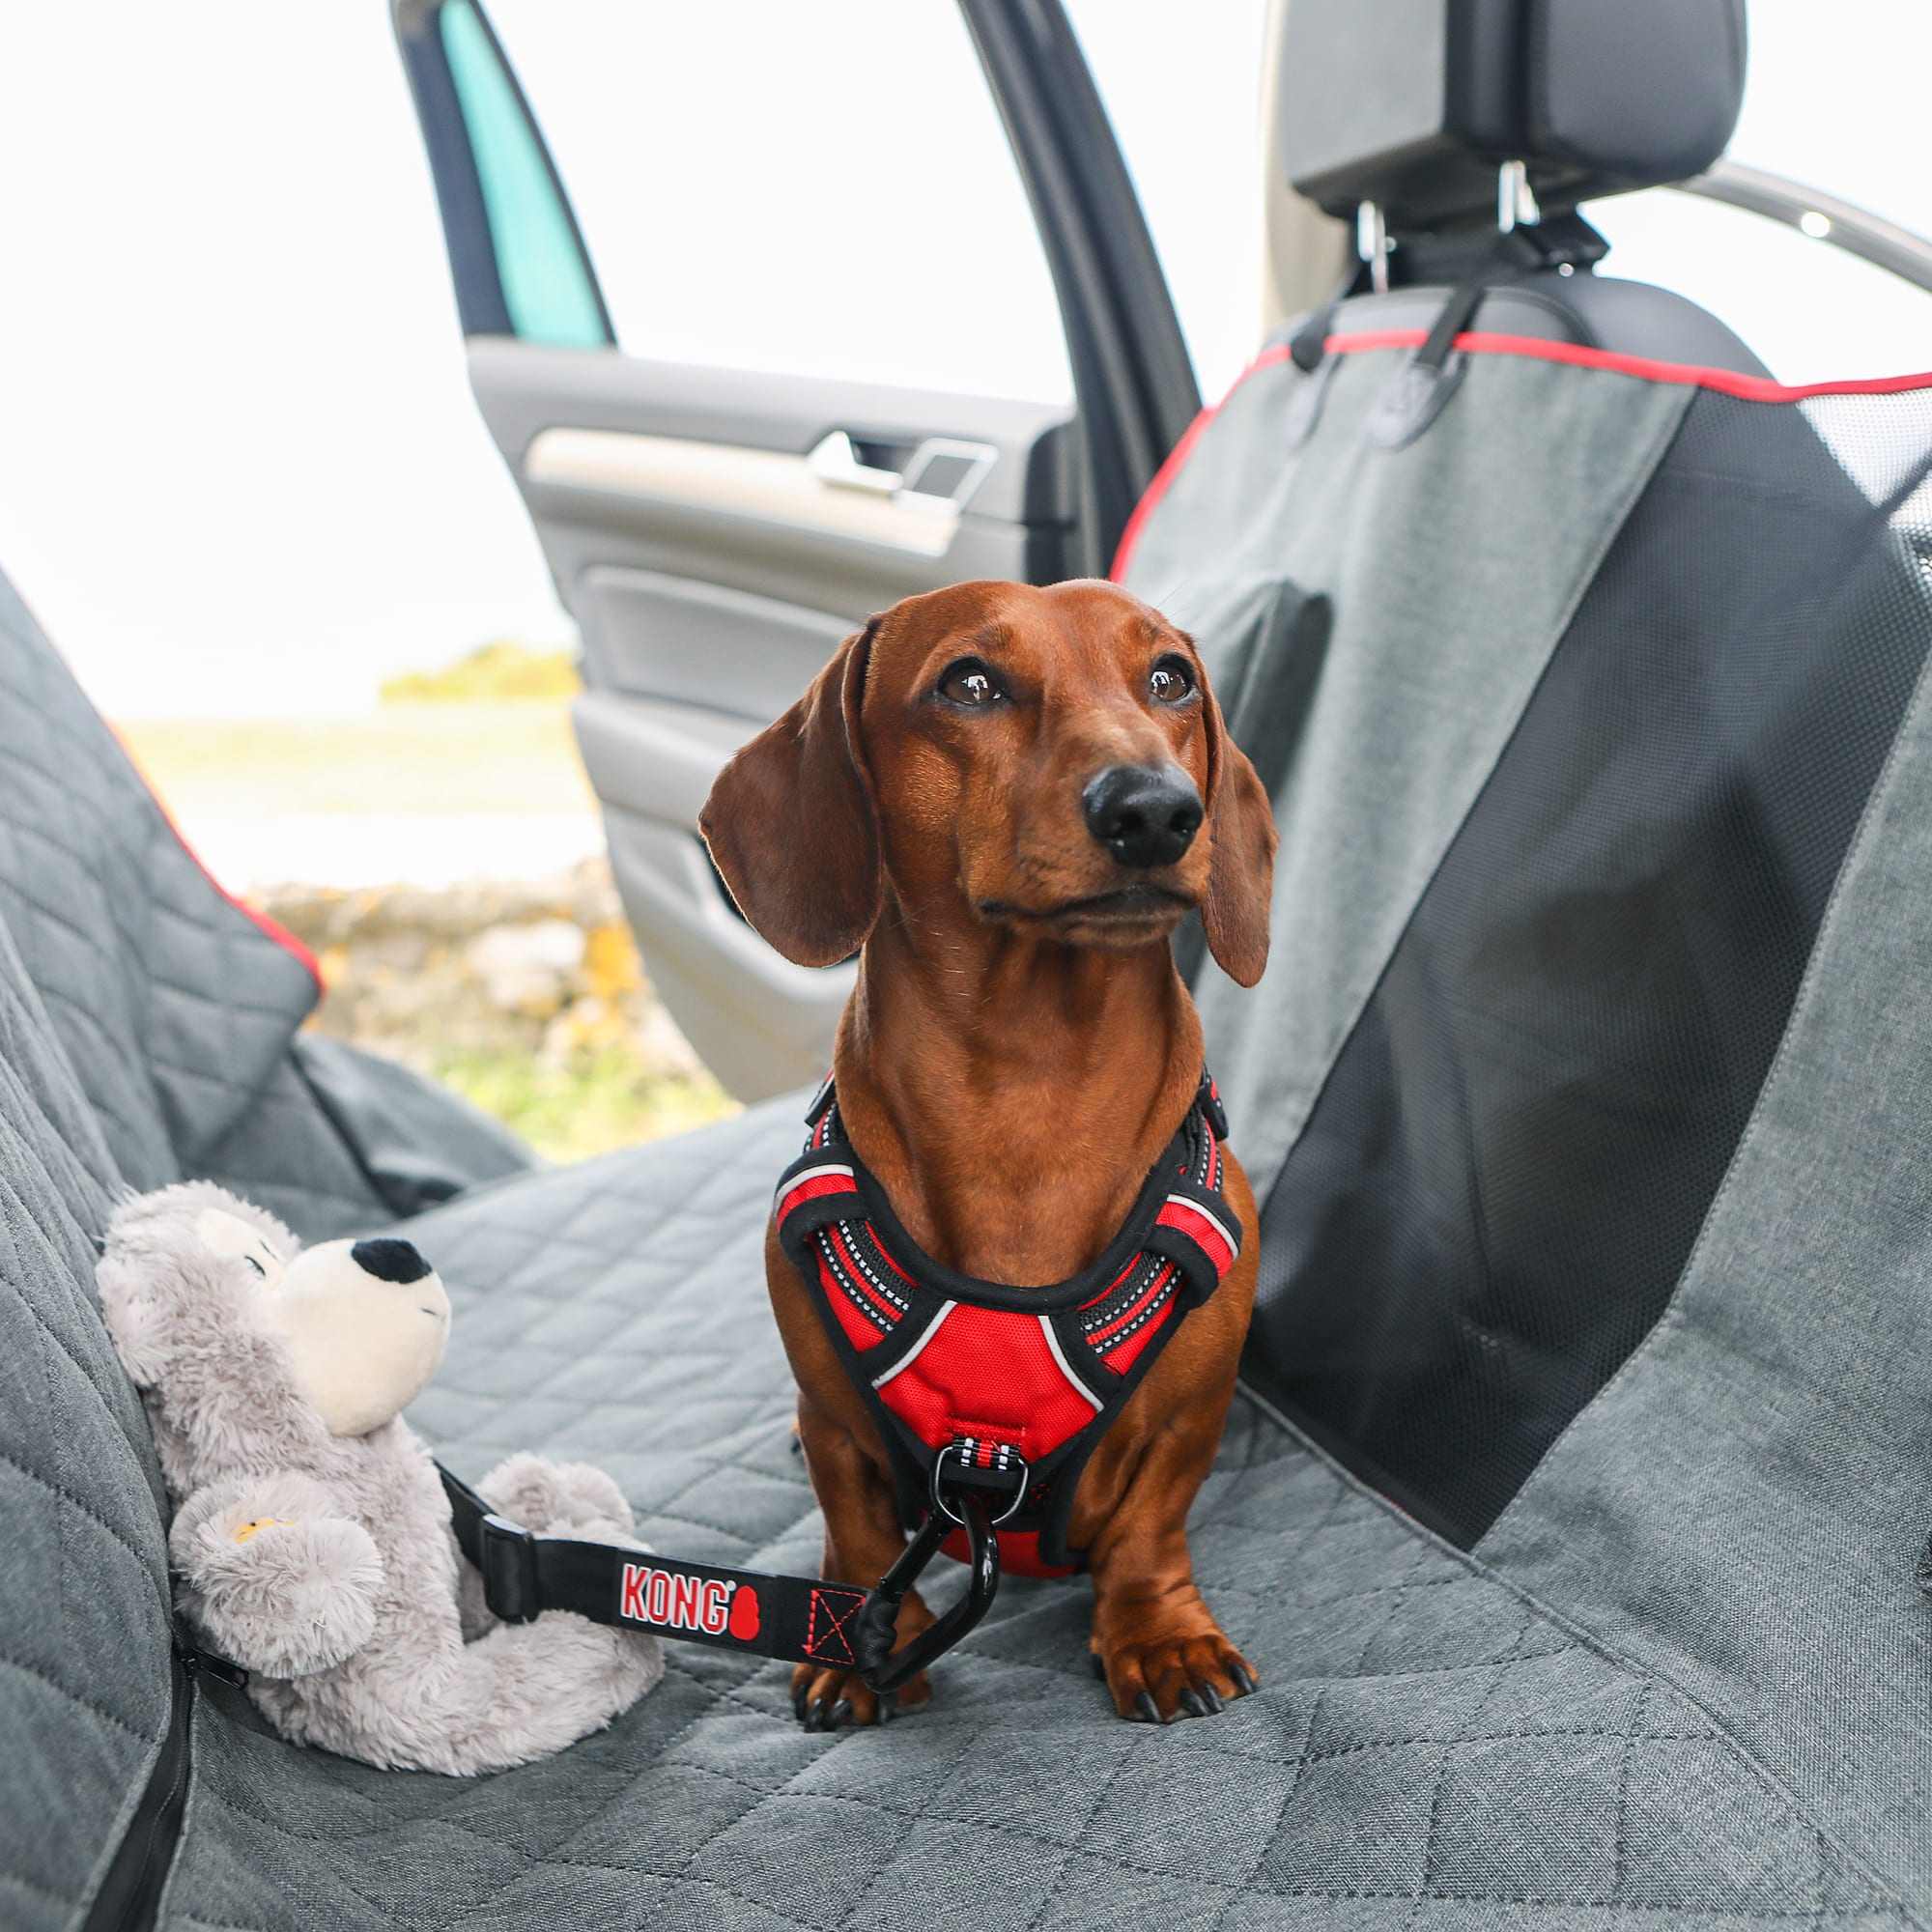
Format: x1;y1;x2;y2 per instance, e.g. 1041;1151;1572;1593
807;430;903;496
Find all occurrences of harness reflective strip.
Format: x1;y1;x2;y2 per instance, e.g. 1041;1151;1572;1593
1085;1263;1177;1347
1159;1194;1240;1271
776;1163;856;1216
1037;1314;1103;1409
872;1299;956;1387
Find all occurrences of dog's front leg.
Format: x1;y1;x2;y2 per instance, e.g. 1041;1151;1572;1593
1081;1400;1259;1723
1076;1162;1262;1727
765;1222;932;1728
792;1397;934;1727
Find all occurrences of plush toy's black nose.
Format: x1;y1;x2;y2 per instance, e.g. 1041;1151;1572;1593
351;1238;432;1285
1082;764;1203;868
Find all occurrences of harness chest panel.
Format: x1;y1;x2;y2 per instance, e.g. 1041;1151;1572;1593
775;1074;1239;1576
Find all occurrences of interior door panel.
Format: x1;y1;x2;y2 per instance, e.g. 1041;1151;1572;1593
395;0;1188;1102
467;338;1075;1097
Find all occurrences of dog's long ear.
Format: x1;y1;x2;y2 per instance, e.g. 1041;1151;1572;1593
699;621;881;968
1198;671;1278;988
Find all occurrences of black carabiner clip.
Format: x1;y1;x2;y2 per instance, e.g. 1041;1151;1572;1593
854;1491;1001;1695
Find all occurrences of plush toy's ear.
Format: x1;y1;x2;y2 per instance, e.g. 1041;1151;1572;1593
194;1207;287;1283
699;621;881;968
1198;669;1278;988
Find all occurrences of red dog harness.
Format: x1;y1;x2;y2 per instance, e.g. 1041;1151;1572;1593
775;1071;1239;1577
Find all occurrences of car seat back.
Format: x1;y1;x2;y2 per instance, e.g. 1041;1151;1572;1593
1122;0;1932;1546
0;575;322;1193
0;904;176;1920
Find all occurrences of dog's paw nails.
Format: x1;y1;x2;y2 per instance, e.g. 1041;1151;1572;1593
793;1685;810;1722
1090;1652;1106;1680
1101;1626;1255;1722
878;1691;896;1723
830;1699;853;1730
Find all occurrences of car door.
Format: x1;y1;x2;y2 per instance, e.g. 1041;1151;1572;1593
391;0;1196;1100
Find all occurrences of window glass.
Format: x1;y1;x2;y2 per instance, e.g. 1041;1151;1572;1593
1585;192;1932;388
1729;0;1932;244
1584;0;1932;387
440;0;609;347
481;0;1072;403
1064;0;1270;403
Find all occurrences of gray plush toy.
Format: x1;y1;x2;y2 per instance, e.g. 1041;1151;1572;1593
98;1181;663;1775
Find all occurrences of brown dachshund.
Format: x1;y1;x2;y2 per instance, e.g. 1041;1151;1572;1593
700;578;1275;1727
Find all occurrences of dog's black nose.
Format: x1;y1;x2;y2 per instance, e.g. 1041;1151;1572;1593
1082;765;1203;868
351;1238;432;1285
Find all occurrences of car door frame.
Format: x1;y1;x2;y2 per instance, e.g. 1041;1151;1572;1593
392;0;1201;577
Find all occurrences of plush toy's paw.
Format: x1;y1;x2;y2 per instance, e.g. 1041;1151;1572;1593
481;1453;637;1543
171;1481;383;1679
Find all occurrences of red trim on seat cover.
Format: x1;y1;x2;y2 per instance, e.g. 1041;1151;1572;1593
1328;329;1932;402
1109;345;1295;582
112;727;326;992
1109;333;1932;583
170;826;327;993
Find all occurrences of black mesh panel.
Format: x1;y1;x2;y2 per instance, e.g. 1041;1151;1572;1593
1248;383;1932;1547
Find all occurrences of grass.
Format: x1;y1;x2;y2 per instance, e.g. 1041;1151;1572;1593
117;701;596;818
426;1045;737;1166
382;641;581;704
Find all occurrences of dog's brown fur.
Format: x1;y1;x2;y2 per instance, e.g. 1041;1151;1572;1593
700;578;1276;1726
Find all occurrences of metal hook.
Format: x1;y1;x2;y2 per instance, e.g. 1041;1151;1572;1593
854;1492;1002;1694
1356;200;1390;296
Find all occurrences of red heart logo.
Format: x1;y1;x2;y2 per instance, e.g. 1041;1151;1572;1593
726;1583;761;1641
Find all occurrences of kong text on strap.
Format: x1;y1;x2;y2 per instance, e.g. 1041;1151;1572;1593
438;1458;1003;1692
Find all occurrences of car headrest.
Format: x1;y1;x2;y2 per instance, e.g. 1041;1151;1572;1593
1280;0;1747;236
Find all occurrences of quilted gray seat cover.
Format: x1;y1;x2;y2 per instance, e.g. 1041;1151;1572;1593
158;1107;1914;1930
0;575;530;1238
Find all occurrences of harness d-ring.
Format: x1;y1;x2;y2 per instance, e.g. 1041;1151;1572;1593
854;1480;1005;1694
928;1442;1030;1527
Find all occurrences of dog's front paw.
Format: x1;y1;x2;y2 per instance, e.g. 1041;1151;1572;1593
789;1661;929;1731
1095;1615;1256;1724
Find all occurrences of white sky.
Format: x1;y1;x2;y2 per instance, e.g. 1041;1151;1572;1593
0;1;1927;721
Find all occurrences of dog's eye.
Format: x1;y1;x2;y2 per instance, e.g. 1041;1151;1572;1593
1149;656;1196;704
937;659;1004;707
242;1255;267;1279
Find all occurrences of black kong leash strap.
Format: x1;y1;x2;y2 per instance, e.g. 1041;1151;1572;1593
439;1464;875;1675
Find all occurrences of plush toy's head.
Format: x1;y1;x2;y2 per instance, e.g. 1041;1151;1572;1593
193;1208;450;1436
99;1183;452;1493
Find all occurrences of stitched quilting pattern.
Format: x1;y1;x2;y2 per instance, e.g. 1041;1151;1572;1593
0;919;176;1932
0;577;479;1240
163;1100;1916;1930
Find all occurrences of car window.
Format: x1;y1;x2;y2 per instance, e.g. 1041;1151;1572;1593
480;0;1072;404
1730;0;1932;244
1064;0;1270;403
1586;0;1932;387
440;0;608;348
1585;193;1932;388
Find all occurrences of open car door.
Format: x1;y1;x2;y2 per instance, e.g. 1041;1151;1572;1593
392;0;1197;1099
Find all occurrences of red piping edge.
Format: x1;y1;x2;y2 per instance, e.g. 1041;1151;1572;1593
1109;345;1295;582
1109;330;1932;584
110;725;326;994
1329;329;1932;402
